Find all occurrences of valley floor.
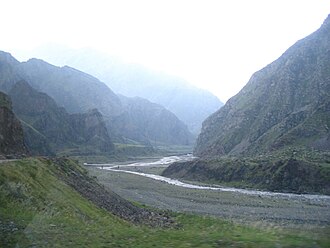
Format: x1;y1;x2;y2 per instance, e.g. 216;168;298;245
87;157;330;229
1;157;329;247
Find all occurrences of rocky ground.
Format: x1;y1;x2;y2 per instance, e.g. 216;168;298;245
50;157;174;227
87;165;330;229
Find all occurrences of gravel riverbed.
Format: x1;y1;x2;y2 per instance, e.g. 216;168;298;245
86;156;330;229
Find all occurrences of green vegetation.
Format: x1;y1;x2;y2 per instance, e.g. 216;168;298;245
1;158;329;247
163;147;330;194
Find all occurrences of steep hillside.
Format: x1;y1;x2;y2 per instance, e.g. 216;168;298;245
0;92;27;157
0;51;22;93
195;15;330;157
0;157;176;246
163;15;330;194
14;46;223;134
110;95;194;146
19;59;123;116
9;81;114;155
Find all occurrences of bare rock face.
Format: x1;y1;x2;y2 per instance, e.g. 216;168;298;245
195;15;330;157
0;92;27;157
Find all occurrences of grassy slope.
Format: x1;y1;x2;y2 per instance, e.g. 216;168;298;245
0;158;329;247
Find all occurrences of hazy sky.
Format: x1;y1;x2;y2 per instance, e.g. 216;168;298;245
1;0;329;102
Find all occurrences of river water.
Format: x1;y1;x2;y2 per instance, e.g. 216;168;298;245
85;155;330;201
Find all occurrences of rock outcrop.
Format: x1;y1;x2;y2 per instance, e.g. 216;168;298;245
0;91;27;157
9;81;114;155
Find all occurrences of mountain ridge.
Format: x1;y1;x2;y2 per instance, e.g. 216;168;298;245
162;15;330;194
13;46;223;134
195;14;330;157
8;80;114;156
0;51;193;148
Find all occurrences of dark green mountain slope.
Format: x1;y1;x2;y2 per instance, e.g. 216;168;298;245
195;15;330;157
0;92;27;157
9;81;114;155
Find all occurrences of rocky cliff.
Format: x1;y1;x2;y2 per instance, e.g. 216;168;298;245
0;92;27;157
195;15;330;157
9;81;114;155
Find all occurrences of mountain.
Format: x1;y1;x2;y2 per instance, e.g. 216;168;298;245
195;15;330;157
8;80;114;156
110;95;194;145
0;51;193;147
19;58;123;117
0;91;27;157
14;45;223;134
162;15;330;194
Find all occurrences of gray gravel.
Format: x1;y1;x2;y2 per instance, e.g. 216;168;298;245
87;165;330;229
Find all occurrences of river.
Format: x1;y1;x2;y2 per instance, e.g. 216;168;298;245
86;155;330;227
85;155;330;201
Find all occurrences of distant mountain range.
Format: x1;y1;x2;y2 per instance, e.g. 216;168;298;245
0;51;194;156
163;15;330;194
15;45;223;134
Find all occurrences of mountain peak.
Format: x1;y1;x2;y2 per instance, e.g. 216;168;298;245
0;50;20;65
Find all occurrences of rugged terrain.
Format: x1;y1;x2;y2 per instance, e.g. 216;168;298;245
164;15;330;194
9;80;114;156
0;51;194;149
0;91;27;157
195;15;330;157
15;45;223;134
111;95;194;145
